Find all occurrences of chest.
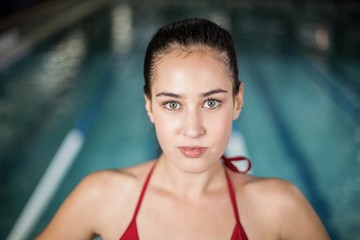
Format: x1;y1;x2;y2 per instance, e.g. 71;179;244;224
135;192;237;240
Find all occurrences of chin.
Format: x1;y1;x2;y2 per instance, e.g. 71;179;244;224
173;156;219;174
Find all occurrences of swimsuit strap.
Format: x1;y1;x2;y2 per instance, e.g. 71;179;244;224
225;170;241;224
224;157;249;239
131;161;157;220
223;155;251;174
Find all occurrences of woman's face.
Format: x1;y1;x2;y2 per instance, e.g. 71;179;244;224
145;49;243;173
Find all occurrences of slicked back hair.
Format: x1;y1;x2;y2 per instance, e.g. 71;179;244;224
144;18;240;98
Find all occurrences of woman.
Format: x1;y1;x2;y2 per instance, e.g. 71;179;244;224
37;18;330;240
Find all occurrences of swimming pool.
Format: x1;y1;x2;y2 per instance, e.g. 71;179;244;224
0;1;359;239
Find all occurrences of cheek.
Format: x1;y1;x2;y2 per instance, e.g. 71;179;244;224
152;110;180;146
205;107;233;145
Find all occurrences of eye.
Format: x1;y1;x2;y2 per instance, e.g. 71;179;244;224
163;101;181;110
203;98;221;109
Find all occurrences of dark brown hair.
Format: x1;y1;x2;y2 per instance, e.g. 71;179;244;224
144;18;240;98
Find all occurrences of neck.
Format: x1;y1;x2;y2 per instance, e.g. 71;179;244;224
155;154;226;199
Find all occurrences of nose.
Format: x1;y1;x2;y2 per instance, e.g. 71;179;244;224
181;108;206;138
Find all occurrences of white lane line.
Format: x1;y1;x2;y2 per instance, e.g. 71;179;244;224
227;130;253;174
6;129;84;240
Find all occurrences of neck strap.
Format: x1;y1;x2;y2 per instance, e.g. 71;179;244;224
132;161;157;219
222;155;251;173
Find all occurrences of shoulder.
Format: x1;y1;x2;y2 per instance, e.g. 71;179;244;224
230;173;301;221
75;160;156;211
229;172;330;239
239;175;303;206
243;177;310;225
81;160;155;192
37;160;156;239
74;160;157;212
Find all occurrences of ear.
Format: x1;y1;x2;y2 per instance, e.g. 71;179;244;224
233;82;244;120
145;94;154;123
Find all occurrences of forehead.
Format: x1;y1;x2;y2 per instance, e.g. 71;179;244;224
152;49;232;92
155;44;229;70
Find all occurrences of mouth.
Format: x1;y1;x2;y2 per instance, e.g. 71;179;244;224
178;146;207;158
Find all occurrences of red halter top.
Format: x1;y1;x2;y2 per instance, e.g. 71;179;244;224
119;155;250;240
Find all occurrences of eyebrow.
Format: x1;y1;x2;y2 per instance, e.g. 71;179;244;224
155;88;228;98
201;88;228;97
155;92;183;98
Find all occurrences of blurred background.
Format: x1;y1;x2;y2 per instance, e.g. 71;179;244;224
0;0;359;239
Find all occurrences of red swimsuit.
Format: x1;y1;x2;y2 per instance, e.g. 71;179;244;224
120;156;250;240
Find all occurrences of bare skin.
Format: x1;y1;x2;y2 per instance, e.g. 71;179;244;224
36;158;329;240
37;49;330;240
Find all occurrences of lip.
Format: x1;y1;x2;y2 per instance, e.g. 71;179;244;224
178;146;207;158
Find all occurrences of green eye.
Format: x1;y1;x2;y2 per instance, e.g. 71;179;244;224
203;99;221;109
164;101;181;110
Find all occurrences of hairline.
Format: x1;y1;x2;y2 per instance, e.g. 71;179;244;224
148;43;235;98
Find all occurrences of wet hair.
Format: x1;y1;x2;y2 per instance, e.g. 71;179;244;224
143;18;241;98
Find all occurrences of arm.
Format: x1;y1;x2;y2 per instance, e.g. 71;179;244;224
36;174;102;240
